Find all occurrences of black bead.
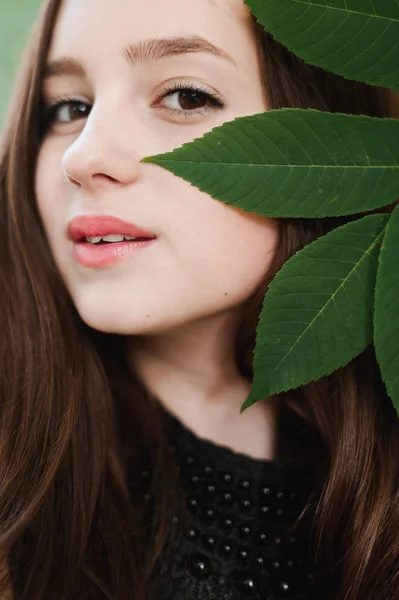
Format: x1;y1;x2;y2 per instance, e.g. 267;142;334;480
221;472;233;484
239;499;253;512
221;491;234;505
187;498;198;514
280;581;290;592
202;534;216;549
221;517;234;531
202;465;214;476
239;479;252;491
260;505;269;516
202;508;216;525
276;508;284;517
190;553;211;578
234;571;258;596
287;560;295;568
220;543;233;556
188;475;200;489
140;469;150;479
273;561;281;570
238;549;249;562
258;532;268;543
274;537;282;545
261;486;271;496
255;556;264;568
186;527;199;540
276;491;285;500
239;525;252;538
185;455;196;466
207;484;216;494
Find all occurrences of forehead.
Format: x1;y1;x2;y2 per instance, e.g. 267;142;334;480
48;0;256;69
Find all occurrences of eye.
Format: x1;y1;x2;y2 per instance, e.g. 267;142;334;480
155;79;226;118
44;98;91;127
42;79;226;131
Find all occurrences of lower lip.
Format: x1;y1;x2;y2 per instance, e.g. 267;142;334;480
73;239;156;267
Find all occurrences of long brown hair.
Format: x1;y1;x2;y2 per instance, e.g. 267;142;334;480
0;1;398;598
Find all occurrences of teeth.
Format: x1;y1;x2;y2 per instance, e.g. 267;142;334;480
85;234;139;244
101;234;125;242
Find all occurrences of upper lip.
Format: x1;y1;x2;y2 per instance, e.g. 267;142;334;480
67;214;157;242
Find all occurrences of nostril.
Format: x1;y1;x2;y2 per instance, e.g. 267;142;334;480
92;173;118;183
64;169;80;186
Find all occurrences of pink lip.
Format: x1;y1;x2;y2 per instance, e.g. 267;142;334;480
67;214;157;268
68;214;156;241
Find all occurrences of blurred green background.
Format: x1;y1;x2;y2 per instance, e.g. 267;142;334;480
0;0;42;128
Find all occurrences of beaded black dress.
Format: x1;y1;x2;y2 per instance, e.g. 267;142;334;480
143;406;321;600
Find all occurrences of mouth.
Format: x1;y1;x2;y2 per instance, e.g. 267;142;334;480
81;234;153;245
67;214;157;243
67;214;157;267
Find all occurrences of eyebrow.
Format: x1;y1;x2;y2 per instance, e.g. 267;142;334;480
44;35;237;79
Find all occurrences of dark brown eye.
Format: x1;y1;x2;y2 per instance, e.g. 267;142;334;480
46;99;91;126
157;81;226;117
175;90;209;111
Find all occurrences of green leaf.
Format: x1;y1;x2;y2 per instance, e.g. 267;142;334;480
142;110;399;218
244;0;399;91
241;213;389;412
374;202;399;416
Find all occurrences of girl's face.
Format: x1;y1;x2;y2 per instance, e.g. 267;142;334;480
35;0;278;335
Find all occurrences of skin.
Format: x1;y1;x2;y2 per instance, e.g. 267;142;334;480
35;0;279;460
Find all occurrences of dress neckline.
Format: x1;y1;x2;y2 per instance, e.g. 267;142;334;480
157;400;310;482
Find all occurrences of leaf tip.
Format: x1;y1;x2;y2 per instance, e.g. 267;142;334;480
240;390;261;413
140;155;158;165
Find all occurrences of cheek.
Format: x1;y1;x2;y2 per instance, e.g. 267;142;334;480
176;202;279;298
160;170;278;271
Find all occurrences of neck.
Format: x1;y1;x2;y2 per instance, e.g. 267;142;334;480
126;310;278;461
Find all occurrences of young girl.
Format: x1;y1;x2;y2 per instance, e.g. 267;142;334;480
0;0;398;598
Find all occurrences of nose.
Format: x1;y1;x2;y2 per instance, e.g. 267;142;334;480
62;103;144;191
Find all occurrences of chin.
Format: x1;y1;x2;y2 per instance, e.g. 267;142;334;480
72;297;168;336
76;309;147;335
69;296;131;334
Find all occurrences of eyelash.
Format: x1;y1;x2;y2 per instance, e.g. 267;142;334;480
44;79;226;127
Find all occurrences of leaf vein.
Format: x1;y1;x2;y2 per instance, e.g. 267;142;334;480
292;0;399;23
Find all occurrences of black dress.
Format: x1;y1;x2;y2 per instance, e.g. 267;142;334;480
145;405;321;600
